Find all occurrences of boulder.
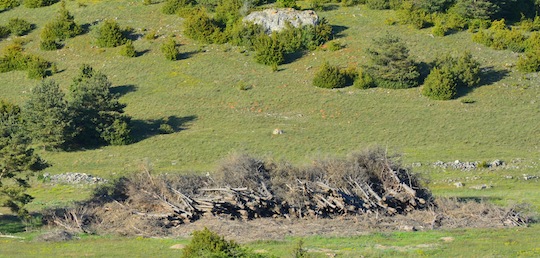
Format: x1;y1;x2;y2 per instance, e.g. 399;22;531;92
243;8;319;34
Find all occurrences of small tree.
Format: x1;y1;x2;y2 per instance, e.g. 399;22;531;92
7;18;34;36
69;65;131;147
161;38;179;61
120;40;136;57
39;1;82;50
181;228;250;258
96;20;126;48
313;62;347;89
421;67;457;100
1;100;46;219
254;34;284;67
23;80;71;150
365;34;420;89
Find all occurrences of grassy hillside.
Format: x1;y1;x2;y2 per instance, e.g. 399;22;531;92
1;2;539;176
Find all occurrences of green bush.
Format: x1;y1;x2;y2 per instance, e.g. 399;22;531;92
7;18;33;36
432;25;448;36
254;34;284;67
101;117;132;146
366;0;389;9
327;41;345;51
0;0;21;9
24;0;56;8
39;2;82;50
0;26;9;39
313;62;347;89
181;228;251;258
0;42;50;79
276;0;297;8
183;9;222;44
354;68;375;89
365;34;420;89
26;56;49;79
96;20;126;48
120;40;136;57
517;51;540;73
422;67;457;100
161;38;179;61
162;0;195;15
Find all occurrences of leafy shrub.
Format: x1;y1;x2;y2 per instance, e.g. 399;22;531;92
0;0;21;9
101;117;132;146
365;34;420;89
366;0;389;9
432;25;448;36
421;67;457;100
96;20;126;48
181;228;250;258
39;2;82;50
327;41;345;51
354;68;375;89
422;52;481;100
161;38;179;61
229;22;265;48
159;123;174;134
162;0;195;15
313;62;347;89
0;26;9;39
183;9;222;44
24;0;56;8
7;18;34;36
276;0;298;8
0;42;51;79
517;51;540;73
120;40;136;57
254;34;284;66
397;2;432;29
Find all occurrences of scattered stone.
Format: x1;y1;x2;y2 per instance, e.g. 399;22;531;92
35;230;77;242
470;184;491;190
42;172;108;185
243;8;319;34
411;162;422;167
433;159;506;171
453;182;463;188
169;244;185;249
400;225;417;232
504;175;513;179
440;236;454;242
272;128;284;135
523;174;539;180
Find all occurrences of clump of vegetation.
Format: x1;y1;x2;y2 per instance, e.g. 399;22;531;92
181;228;254;258
254;34;284;67
422;52;481;100
24;0;56;8
313;62;350;89
161;37;179;61
162;0;195;15
95;20;127;48
120;40;136;57
39;2;82;50
0;0;21;10
7;18;34;36
68;64;131;146
276;0;298;8
353;68;375;89
0;41;51;79
0;100;47;219
516;50;540;72
364;34;420;89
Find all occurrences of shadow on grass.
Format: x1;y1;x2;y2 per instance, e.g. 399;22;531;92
283;50;307;65
0;213;42;234
179;50;199;60
332;25;349;39
110;84;137;97
136;49;150;57
456;67;509;98
130;115;197;143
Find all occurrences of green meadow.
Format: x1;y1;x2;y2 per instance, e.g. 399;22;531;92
1;0;539;256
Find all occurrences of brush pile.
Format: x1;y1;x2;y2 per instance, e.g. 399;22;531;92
43;148;528;236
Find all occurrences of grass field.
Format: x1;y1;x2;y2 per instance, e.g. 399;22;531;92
1;0;539;256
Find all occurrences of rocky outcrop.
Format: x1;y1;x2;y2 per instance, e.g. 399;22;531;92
243;8;319;34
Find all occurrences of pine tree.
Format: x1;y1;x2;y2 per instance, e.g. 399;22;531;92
0;100;46;218
23;80;71;150
69;65;131;147
365;34;420;89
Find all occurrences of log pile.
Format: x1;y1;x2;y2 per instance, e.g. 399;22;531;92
44;149;530;236
99;150;434;224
